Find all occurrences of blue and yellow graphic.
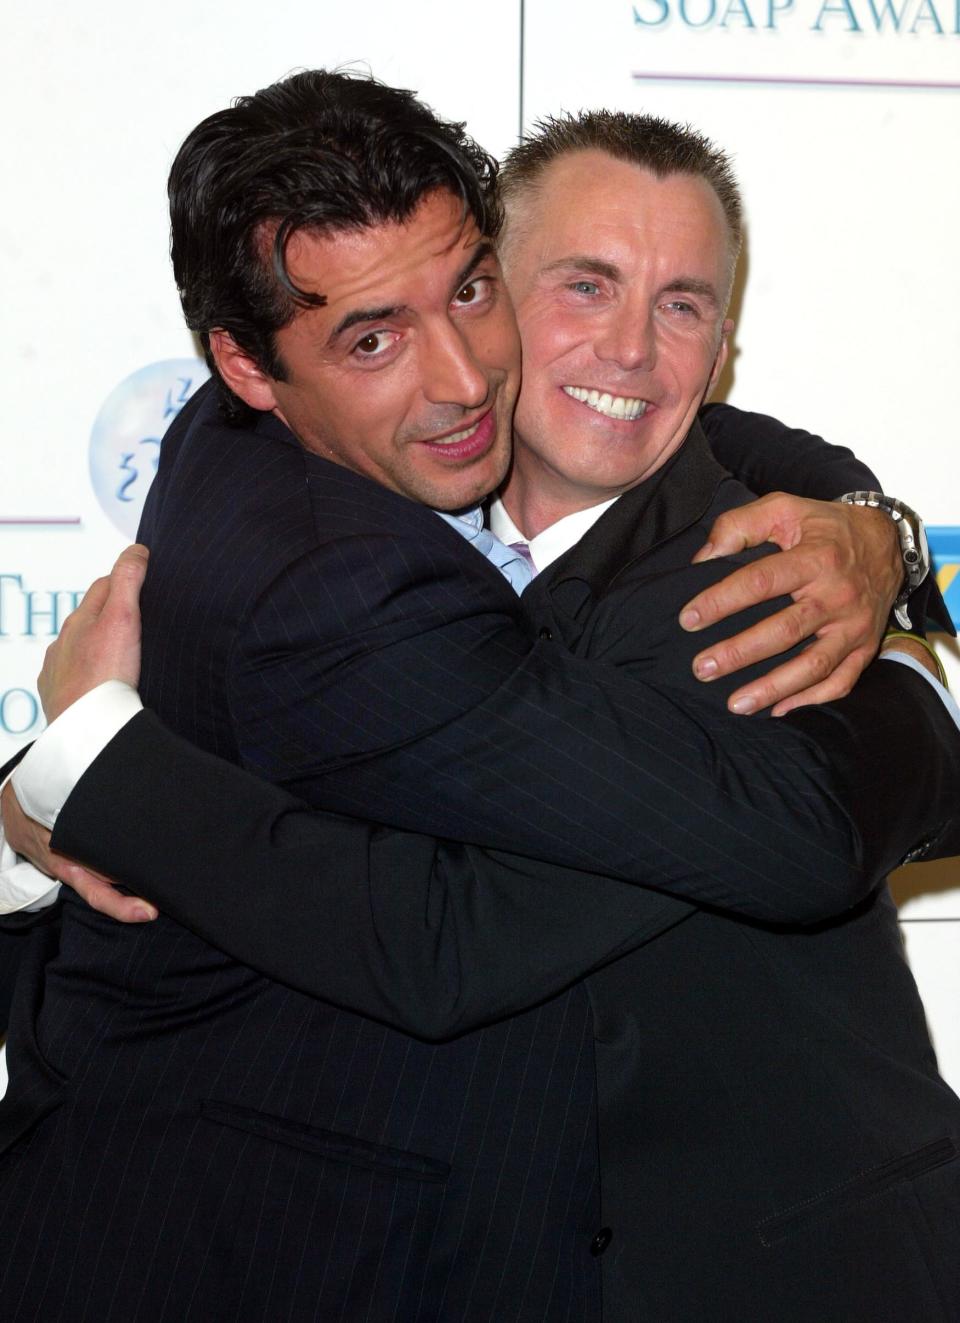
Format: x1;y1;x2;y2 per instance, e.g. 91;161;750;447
929;527;960;633
89;359;210;538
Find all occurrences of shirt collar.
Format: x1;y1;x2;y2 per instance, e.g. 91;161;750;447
488;495;620;573
434;504;485;544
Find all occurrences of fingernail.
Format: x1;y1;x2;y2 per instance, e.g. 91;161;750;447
694;656;718;679
692;542;714;563
680;608;701;630
133;904;158;922
731;695;757;715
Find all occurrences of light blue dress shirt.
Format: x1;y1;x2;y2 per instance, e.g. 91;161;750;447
435;507;533;595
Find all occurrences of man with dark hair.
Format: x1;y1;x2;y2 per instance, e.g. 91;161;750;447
1;73;958;1321
168;72;506;432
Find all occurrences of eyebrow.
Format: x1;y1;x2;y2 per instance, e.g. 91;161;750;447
328;242;496;346
541;255;720;307
665;277;720;307
541;255;621;281
453;241;495;292
329;303;406;344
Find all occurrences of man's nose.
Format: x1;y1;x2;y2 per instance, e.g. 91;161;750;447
594;305;657;372
422;323;489;409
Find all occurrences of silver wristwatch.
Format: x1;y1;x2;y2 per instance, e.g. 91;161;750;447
837;491;929;630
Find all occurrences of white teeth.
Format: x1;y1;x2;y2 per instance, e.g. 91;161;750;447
429;421;480;446
563;386;648;421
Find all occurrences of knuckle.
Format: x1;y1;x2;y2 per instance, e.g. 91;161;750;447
718;641;746;672
791;600;823;638
805;648;834;684
88;888;120;919
747;563;774;598
830;582;860;613
779;614;807;649
692;588;718;620
819;552;845;584
752;683;778;709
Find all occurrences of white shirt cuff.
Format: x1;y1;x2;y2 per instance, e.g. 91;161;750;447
12;680;144;830
0;768;62;913
880;651;960;735
0;681;143;914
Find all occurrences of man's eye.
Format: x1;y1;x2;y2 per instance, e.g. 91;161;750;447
452;277;491;306
665;300;697;317
354;331;392;356
571;280;599;296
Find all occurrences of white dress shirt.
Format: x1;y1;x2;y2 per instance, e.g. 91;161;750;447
487;495;619;573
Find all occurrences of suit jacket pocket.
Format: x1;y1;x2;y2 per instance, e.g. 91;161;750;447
201;1098;450;1183
0;926;68;1159
757;1138;958;1247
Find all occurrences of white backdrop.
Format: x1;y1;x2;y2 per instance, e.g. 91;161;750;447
1;0;957;1086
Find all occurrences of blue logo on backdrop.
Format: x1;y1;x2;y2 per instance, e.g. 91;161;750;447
929;527;960;632
89;359;209;538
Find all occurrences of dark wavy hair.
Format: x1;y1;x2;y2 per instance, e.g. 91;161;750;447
168;69;502;421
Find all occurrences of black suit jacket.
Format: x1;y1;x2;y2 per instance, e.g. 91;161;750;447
1;389;957;1322
521;433;960;1320
45;422;960;1322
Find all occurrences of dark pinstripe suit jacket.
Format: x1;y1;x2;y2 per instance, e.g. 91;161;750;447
1;386;958;1322
518;434;960;1320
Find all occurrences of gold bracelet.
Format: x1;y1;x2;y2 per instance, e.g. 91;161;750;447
883;630;948;689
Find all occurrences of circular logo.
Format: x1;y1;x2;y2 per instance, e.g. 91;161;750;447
89;359;210;538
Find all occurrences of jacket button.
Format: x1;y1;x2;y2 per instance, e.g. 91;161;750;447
538;627;553;641
590;1227;613;1257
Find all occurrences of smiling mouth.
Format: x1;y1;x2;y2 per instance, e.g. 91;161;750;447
417;408;497;463
425;418;483;446
562;386;649;421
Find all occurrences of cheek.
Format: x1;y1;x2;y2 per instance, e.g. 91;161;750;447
345;366;420;437
659;331;717;386
482;303;522;368
517;301;579;372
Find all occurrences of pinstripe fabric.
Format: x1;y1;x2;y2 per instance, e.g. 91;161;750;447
519;433;960;1322
3;386;959;1320
0;897;602;1320
0;386;604;1321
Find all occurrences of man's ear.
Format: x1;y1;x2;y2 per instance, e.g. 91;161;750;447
208;330;280;412
707;318;733;392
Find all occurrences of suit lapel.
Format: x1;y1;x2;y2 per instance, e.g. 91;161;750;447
523;422;727;644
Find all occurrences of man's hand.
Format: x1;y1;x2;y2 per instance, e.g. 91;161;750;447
1;780;157;923
39;544;149;723
679;494;901;716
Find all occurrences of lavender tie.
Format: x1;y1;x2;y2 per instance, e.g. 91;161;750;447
508;540;537;574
